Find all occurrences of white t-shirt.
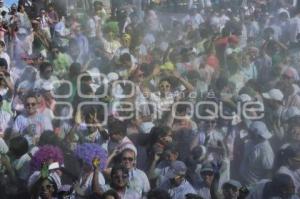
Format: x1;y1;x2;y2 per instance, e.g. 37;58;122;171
87;16;100;38
289;16;300;43
13;113;53;145
168;180;197;199
76;171;106;198
102;185;141;199
128;168;150;197
0;52;10;70
182;14;205;29
34;75;59;91
240;140;274;186
0;108;12;135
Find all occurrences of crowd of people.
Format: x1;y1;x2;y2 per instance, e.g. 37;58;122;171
0;0;300;199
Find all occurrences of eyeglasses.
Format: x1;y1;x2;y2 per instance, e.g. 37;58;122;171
122;157;134;162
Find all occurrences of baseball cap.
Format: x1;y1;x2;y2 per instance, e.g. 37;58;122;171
223;180;242;189
200;163;214;173
166;161;187;179
283;106;300;121
249;121;272;139
262;89;284;102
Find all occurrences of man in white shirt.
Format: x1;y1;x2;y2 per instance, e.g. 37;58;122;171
289;12;300;43
12;93;53;146
160;161;196;199
121;148;150;198
240;121;274;186
107;117;137;155
182;8;204;30
34;62;59;91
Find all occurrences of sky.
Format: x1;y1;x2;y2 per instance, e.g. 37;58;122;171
4;0;19;7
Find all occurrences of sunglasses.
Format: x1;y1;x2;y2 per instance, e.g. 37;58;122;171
201;171;214;176
160;84;171;88
282;75;293;80
122;157;134;162
113;174;129;179
41;184;53;190
174;175;185;180
223;186;238;192
26;102;36;107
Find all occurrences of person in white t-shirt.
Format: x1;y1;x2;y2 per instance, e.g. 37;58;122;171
289;12;300;44
74;143;107;198
120;148;150;198
103;164;141;199
160;161;196;199
12;93;53;145
0;41;10;70
240;121;274;186
34;62;59;92
182;8;204;30
0;94;12;137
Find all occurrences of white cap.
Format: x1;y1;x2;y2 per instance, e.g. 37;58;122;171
239;94;252;103
249;121;272;139
283;106;300;121
107;72;119;82
262;89;284;101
